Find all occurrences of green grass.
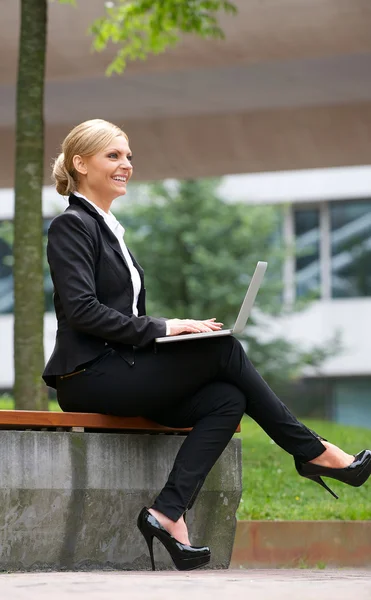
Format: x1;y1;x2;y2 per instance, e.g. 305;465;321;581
0;394;60;412
1;396;370;520
238;416;371;520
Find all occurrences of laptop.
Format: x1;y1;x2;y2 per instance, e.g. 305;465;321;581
155;261;267;344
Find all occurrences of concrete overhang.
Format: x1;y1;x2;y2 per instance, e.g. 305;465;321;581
1;0;371;185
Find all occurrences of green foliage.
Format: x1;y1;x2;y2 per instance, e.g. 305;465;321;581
90;0;237;74
0;394;14;409
238;416;371;520
52;0;76;4
0;222;14;267
120;179;284;322
116;179;337;388
0;222;13;246
246;331;341;391
0;220;52;285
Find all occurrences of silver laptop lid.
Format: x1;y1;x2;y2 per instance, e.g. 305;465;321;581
232;261;268;334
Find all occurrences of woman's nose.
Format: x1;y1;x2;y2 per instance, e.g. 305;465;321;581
121;159;133;170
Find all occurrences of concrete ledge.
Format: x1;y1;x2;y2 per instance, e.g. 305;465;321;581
0;431;242;572
231;521;371;568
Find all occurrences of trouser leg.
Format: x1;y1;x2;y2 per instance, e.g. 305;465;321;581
151;381;245;522
150;337;326;520
215;336;326;463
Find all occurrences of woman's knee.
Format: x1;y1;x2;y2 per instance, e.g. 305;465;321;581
217;334;245;359
207;335;241;369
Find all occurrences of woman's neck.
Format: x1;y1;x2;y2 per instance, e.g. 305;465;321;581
76;187;112;214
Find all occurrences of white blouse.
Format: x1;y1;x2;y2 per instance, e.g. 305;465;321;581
74;192;141;317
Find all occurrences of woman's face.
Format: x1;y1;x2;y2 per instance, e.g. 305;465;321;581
75;134;133;200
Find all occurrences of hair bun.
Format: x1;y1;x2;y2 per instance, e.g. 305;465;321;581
52;153;76;196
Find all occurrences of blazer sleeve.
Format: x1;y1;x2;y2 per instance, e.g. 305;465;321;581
47;212;167;346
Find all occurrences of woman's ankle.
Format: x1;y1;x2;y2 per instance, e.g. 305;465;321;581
148;507;190;545
309;442;354;468
148;507;174;527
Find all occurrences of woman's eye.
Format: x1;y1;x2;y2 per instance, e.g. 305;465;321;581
108;152;118;159
127;155;133;162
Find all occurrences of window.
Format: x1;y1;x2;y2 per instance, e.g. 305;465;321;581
0;220;54;314
292;199;371;301
333;378;371;428
294;208;321;299
331;200;371;298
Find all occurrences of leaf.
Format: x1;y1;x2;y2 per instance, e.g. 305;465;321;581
88;0;238;75
55;0;77;5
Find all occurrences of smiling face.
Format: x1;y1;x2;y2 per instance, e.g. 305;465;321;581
72;134;133;209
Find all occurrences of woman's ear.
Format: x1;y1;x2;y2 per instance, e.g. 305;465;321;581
72;155;88;175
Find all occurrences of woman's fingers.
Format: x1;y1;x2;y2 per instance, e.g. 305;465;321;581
203;317;223;324
166;317;224;336
189;321;214;332
201;319;224;329
187;319;223;332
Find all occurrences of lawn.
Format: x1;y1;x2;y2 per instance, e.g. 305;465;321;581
238;415;371;520
0;396;370;520
0;394;60;412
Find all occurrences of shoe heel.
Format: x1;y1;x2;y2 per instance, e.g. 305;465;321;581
137;507;211;572
143;532;156;571
312;475;339;499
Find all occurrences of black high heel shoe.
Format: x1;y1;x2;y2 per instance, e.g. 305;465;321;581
137;507;211;571
295;449;371;499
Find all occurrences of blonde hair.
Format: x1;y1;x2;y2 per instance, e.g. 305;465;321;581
52;119;128;196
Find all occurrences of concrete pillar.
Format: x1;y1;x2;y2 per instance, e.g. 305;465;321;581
0;431;242;571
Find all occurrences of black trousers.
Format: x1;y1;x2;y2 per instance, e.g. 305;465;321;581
56;336;326;521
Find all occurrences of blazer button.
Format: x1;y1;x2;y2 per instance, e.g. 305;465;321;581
104;342;108;346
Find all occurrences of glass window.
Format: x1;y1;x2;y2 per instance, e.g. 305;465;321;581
334;378;371;429
331;200;371;298
294;208;321;299
0;219;54;314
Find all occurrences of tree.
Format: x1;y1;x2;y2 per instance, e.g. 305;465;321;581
13;0;237;409
120;179;283;320
117;179;337;391
14;0;48;410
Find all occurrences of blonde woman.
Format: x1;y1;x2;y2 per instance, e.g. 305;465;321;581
43;119;371;571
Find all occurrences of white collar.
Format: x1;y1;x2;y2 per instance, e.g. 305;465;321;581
74;191;125;233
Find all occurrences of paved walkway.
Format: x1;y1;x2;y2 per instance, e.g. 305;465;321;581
1;569;370;600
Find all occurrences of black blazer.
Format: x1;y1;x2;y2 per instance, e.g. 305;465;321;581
42;193;167;388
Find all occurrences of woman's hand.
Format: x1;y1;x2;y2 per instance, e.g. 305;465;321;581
166;317;224;336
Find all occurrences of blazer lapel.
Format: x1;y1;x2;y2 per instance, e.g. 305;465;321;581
69;193;132;275
101;223;132;274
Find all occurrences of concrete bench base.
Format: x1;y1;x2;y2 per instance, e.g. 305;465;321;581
0;431;241;572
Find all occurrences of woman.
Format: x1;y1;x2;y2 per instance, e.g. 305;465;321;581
43;119;371;572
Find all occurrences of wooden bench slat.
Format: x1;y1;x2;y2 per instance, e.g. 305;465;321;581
0;411;189;432
0;411;241;433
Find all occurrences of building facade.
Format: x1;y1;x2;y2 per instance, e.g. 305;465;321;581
221;166;371;427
